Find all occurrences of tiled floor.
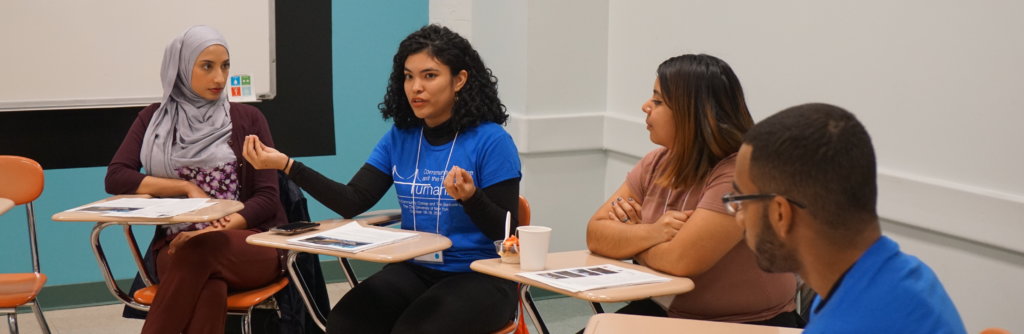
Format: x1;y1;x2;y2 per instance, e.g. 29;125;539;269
4;282;623;334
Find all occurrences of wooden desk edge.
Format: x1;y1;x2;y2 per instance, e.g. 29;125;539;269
585;314;803;334
51;196;243;223
469;255;695;303
0;198;14;215
245;224;452;263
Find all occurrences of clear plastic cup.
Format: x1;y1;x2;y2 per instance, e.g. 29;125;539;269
494;240;520;264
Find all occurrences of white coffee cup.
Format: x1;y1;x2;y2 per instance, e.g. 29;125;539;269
517;226;552;271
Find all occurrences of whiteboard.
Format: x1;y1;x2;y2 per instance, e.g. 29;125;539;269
0;0;275;111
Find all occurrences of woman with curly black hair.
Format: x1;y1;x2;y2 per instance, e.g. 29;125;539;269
243;24;520;333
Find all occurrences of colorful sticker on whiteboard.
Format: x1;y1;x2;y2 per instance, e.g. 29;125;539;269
228;74;255;101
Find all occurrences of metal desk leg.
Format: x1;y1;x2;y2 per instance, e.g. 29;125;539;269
123;225;153;286
338;258;360;288
590;302;605;314
90;222;150;311
30;301;50;334
7;313;17;334
520;285;549;334
286;251;327;332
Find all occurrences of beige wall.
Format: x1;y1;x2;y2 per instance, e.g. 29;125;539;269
431;1;1024;332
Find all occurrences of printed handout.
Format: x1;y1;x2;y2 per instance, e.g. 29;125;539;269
69;198;213;218
288;222;417;253
517;264;670;292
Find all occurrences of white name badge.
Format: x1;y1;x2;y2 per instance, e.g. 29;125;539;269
414;251;444;264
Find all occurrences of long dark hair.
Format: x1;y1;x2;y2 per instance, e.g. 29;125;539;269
656;54;753;189
379;24;507;130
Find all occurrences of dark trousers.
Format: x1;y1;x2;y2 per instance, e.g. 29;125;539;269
326;261;517;334
142;229;281;334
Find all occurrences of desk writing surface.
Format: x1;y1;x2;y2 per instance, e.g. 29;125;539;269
0;198;14;215
470;250;695;303
51;195;244;224
584;314;802;334
245;219;452;262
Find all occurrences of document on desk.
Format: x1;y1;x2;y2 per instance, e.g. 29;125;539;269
518;264;670;292
69;198;214;218
287;222;417;253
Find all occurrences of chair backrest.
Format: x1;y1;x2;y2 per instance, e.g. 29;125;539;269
0;155;45;273
0;155;44;205
979;328;1011;334
518;195;530;227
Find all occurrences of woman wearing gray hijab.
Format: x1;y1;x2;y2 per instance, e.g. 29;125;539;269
105;25;286;333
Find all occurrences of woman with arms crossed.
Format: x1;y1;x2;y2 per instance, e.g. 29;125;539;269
586;54;801;327
105;26;286;334
244;25;520;334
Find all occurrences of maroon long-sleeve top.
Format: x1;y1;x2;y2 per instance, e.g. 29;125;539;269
105;102;287;250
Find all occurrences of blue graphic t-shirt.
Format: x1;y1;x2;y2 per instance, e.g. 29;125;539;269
366;122;521;272
805;236;966;334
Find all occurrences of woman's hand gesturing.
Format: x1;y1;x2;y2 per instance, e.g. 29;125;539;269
242;135;290;172
443;165;477;201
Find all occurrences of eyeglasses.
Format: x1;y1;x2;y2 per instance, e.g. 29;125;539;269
721;192;806;215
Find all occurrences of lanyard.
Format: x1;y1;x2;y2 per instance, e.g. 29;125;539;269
663;186;693;216
410;127;458;235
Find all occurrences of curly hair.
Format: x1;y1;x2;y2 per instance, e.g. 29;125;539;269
379;24;507;130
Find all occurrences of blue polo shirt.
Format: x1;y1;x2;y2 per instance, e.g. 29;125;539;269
367;122;521;272
804;236;966;334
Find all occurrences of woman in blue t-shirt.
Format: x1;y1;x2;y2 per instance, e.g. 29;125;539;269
243;24;520;334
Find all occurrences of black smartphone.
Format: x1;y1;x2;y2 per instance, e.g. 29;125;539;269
271;221;320;235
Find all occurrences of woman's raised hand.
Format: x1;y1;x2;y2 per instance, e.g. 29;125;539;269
443;165;477;201
242;135;290;171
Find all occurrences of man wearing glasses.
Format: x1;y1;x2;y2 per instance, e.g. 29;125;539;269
725;103;966;333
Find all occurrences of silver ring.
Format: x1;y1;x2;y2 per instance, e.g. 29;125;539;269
621;217;630;223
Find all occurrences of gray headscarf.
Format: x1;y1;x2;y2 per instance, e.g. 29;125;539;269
140;25;234;178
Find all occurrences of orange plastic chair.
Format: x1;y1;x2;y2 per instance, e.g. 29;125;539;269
980;328;1011;334
493;195;533;334
86;174;297;333
0;155;51;334
92;226;289;334
131;276;289;333
90;223;290;333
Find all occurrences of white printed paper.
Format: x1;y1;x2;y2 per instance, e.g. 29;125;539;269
288;222;417;253
517;264;670;292
71;198;213;218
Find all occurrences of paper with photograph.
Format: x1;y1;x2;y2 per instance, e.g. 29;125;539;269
517;264;670;292
69;198;213;218
287;221;417;253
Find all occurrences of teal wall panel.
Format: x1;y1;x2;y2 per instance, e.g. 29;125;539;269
0;0;427;289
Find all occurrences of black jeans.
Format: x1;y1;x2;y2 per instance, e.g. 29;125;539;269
326;261;517;334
